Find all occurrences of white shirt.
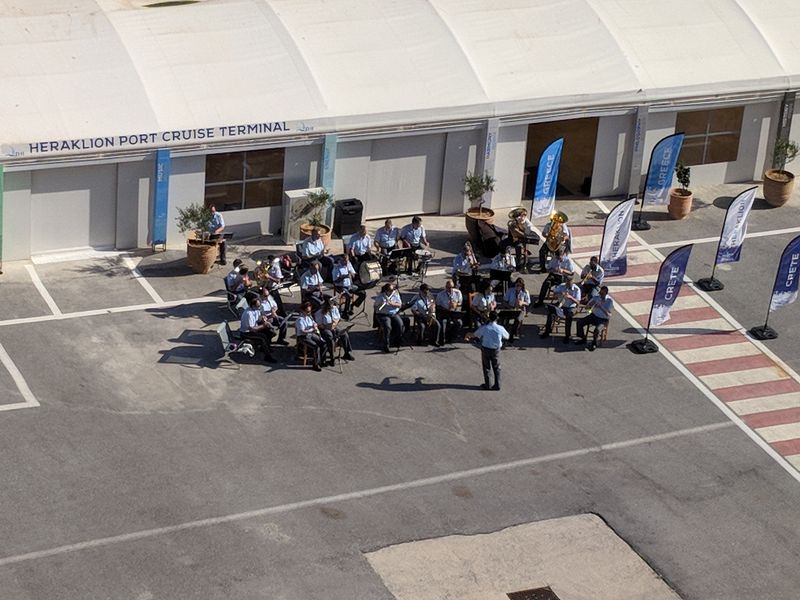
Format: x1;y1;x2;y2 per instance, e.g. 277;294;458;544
411;295;434;317
315;305;341;329
452;254;473;275
375;291;401;315
375;227;399;249
542;221;571;240
260;294;278;317
588;294;614;320
504;287;530;308
240;307;261;332
490;253;516;271
471;293;496;312
436;289;462;310
580;264;605;286
295;314;317;336
473;322;510;349
301;238;325;259
547;255;577;275
348;233;372;256
300;270;324;290
400;224;426;246
332;262;356;289
553;283;581;309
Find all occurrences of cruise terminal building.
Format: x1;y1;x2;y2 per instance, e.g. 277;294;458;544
2;0;800;260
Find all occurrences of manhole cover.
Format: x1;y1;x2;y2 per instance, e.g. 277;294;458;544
507;587;561;600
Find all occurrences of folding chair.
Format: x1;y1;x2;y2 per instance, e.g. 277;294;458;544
216;321;255;364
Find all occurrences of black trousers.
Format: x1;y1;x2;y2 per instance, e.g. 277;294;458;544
320;329;352;362
544;305;576;338
376;313;404;349
537;273;564;305
298;334;324;366
436;308;462;344
240;329;274;358
481;347;501;389
210;234;226;262
498;310;523;339
577;313;608;343
414;316;441;345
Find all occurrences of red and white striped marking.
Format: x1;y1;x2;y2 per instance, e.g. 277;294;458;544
567;225;800;476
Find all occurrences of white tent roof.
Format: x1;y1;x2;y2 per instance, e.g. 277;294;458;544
2;0;799;154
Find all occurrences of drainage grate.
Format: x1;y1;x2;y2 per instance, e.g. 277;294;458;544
507;587;561;600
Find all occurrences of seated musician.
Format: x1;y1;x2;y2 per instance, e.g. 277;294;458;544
348;225;374;267
579;256;605;304
453;241;480;295
470;279;497;328
332;254;365;319
576;285;613;350
410;283;441;347
539;274;581;343
295;301;324;371
263;255;286;316
435;278;463;345
400;216;429;273
239;296;277;363
258;286;289;346
225;259;245;293
374;282;405;353
300;260;326;308
315;297;355;365
534;249;577;307
299;228;334;274
538;213;572;272
504;208;536;270
499;277;530;342
490;246;516;272
374;218;400;271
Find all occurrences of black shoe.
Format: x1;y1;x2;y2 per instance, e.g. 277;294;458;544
220;260;227;266
562;337;571;344
533;302;543;308
274;339;290;346
491;385;500;391
588;342;597;352
328;360;336;367
539;332;548;339
343;353;355;361
574;338;586;345
381;346;391;354
264;355;277;364
480;383;490;390
312;364;322;371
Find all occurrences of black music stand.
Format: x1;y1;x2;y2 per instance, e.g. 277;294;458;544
490;268;514;295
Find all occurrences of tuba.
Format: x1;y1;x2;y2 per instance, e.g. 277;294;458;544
545;211;569;253
507;207;528;242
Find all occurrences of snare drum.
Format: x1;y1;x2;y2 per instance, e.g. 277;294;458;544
414;248;433;263
358;260;382;285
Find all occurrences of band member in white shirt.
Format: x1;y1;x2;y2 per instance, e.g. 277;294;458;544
332;254;365;318
576;285;614;350
348;225;374;267
374;282;405;353
534;249;577;307
258;287;288;345
299;228;334;274
435;278;463;344
260;255;286;316
315;297;355;365
374;218;400;255
300;260;326;307
464;311;510;391
470;279;497;328
295;301;324;371
539;275;581;343
410;283;441;346
500;277;530;341
579;256;605;303
400;216;429;273
239;297;277;363
490;246;516;272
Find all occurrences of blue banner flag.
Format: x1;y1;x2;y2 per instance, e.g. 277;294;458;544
152;149;171;246
769;234;800;313
599;198;636;276
531;138;563;218
716;187;756;265
649;244;693;328
643;133;684;206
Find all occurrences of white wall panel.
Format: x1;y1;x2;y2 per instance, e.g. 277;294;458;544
440;130;479;215
490;124;527;210
30;164;117;253
2;171;32;261
592;115;634;197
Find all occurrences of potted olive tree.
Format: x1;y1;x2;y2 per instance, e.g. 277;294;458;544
176;203;217;274
763;138;800;207
297;188;334;245
668;161;693;219
463;171;496;243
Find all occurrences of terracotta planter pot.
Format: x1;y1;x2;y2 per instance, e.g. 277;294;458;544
186;239;218;274
464;208;495;245
668;188;693;220
299;223;332;246
763;169;796;207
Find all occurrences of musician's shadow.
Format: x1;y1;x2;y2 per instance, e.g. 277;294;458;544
356;376;479;392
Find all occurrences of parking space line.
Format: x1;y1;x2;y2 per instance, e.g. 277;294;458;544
24;264;61;316
0;421;732;568
0;297;224;329
0;341;39;411
122;256;164;304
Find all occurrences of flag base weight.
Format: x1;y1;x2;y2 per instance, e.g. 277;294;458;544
749;325;778;340
631;216;651;231
629;338;659;354
696;277;724;292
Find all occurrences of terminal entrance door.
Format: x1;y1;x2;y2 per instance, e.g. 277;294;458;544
525;118;598;199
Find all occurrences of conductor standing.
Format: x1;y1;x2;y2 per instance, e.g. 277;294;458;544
465;310;509;391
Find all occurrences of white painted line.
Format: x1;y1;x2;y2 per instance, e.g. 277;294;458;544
0;421;732;567
700;366;789;390
0;297;225;329
672;342;760;364
31;248;124;265
757;422;800;444
24;264;61;316
727;393;800;417
625;294;708;316
122;256;164;304
0;341;39;411
590;198;800;485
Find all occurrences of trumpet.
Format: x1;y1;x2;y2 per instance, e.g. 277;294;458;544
464;241;480;272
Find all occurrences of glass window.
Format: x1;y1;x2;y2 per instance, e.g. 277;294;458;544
676;107;743;166
204;148;285;210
